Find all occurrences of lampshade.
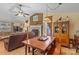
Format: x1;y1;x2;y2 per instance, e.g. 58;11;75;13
44;16;52;23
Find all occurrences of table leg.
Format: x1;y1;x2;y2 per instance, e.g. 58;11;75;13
25;45;27;55
32;48;35;55
28;47;30;53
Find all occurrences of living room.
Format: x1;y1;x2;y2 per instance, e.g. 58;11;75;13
0;3;79;55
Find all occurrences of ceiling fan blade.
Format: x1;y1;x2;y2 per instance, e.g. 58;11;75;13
15;13;19;16
24;13;29;15
23;14;26;17
9;5;19;13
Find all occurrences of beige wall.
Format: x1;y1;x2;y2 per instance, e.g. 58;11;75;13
44;13;79;39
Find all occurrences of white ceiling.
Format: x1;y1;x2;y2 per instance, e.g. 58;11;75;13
0;3;79;22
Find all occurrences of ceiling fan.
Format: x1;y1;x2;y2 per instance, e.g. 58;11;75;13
10;4;29;17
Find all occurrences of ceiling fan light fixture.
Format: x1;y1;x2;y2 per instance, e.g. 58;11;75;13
17;13;23;16
15;10;23;16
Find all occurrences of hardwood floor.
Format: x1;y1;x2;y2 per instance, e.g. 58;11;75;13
0;40;79;55
0;40;25;55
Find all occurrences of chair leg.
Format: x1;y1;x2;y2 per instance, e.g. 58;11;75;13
76;47;79;53
25;45;27;55
76;49;77;53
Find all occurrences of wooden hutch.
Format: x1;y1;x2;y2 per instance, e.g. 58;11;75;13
53;20;69;47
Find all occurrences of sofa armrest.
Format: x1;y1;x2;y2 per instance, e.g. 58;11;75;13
4;36;10;44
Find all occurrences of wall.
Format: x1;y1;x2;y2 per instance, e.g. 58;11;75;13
0;12;79;39
46;13;79;39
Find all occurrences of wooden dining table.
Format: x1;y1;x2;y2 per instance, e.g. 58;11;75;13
22;36;55;55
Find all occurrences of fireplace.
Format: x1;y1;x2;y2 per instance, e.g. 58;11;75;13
32;29;39;36
29;25;42;36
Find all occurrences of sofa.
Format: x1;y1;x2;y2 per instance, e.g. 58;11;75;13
4;32;36;51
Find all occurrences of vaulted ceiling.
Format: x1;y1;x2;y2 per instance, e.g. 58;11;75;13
0;3;79;22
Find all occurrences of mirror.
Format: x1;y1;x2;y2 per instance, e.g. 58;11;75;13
33;15;38;21
30;13;43;25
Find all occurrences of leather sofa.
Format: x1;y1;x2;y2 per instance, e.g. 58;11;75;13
4;32;36;51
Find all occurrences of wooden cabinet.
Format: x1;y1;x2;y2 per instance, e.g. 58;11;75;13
53;21;69;47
